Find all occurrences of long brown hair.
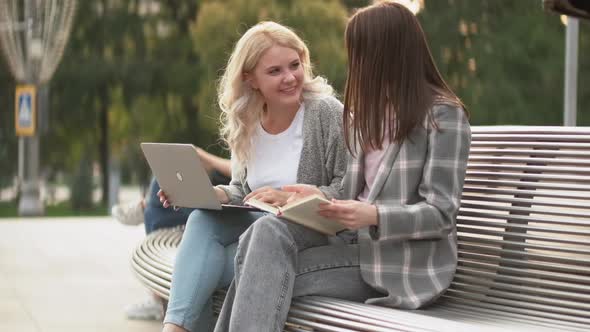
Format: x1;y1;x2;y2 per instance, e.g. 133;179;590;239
343;1;466;154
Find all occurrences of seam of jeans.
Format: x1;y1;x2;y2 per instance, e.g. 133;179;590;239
272;239;297;332
272;270;290;332
297;262;361;276
235;245;244;280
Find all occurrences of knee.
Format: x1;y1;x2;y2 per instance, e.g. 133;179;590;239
250;215;286;236
239;216;293;249
184;209;221;238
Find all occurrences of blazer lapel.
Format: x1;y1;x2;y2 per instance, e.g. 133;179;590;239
345;142;366;200
366;143;401;203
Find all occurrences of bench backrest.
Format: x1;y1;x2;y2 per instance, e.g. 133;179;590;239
441;126;590;328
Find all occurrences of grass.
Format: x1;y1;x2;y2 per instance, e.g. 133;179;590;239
0;200;108;218
0;201;17;218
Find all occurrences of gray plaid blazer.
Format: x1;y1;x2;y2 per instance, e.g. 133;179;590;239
344;104;471;309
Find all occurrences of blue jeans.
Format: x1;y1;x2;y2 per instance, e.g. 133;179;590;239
213;216;381;332
164;208;267;332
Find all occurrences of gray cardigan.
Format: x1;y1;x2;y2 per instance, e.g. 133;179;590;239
218;95;346;204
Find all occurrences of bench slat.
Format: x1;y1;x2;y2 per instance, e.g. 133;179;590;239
461;186;589;200
445;288;590;321
432;301;588;331
458;225;590;245
459;210;590;228
467;164;590;175
460;195;590;209
456;265;590;292
466;171;590;183
469;148;590;158
471;134;590;142
468;156;590;166
470;141;590;149
452;274;590;304
458;218;590;236
464;179;590;191
458;257;590;283
460;202;590;219
457;242;590;266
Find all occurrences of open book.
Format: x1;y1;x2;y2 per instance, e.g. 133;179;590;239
245;194;346;236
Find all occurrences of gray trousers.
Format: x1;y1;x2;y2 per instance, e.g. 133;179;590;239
214;215;381;332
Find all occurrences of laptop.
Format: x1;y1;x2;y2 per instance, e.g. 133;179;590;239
140;143;257;211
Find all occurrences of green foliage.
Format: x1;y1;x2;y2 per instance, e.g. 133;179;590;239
420;0;590;125
48;0;205;193
69;156;94;211
0;201;17;218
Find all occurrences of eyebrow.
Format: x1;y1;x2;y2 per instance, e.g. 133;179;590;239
262;59;300;71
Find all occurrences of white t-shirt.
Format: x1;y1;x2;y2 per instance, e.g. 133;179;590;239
247;104;305;191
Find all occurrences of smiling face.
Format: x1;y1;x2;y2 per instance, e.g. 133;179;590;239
247;45;304;111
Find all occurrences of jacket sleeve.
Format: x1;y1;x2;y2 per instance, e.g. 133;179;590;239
372;105;471;241
317;100;347;200
216;157;248;205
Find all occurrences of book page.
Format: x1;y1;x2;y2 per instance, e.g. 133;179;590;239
280;195;346;236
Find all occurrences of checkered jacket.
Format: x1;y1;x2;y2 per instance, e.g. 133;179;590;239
344;104;471;309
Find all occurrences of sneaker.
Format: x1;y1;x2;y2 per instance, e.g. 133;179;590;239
111;200;144;225
125;297;164;321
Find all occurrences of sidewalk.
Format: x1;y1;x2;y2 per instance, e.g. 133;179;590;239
0;217;161;332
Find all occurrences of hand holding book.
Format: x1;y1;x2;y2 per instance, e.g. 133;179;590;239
244;184;347;236
318;199;378;231
246;194;346;235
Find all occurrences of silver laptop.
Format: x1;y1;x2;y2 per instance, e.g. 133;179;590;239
141;143;254;210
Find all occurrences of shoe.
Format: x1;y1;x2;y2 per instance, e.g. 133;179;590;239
111;200;144;225
125;297;164;321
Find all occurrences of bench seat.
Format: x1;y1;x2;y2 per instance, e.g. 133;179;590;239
131;126;590;331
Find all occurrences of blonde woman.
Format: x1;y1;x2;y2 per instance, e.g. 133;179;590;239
159;21;347;332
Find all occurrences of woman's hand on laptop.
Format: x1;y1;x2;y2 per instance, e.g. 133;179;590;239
158;189;174;210
243;186;293;207
214;187;230;204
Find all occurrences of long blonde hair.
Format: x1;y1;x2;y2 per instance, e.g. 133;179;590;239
218;21;333;179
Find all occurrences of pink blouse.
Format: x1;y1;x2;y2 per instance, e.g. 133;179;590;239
357;136;391;202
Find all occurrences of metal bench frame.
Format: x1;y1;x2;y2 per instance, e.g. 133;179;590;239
131;126;590;332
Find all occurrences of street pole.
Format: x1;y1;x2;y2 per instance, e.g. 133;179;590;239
564;16;579;126
1;0;76;216
17;0;44;216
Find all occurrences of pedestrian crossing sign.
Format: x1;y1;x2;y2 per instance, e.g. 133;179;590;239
15;85;36;136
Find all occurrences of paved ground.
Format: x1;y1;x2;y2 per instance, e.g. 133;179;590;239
0;217;162;332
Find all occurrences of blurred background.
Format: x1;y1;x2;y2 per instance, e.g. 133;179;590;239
0;0;589;218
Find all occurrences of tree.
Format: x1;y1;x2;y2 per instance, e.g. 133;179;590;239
419;0;590;125
48;0;203;205
0;65;17;191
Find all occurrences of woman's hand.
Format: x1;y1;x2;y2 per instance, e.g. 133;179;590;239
243;186;293;207
318;199;378;230
157;189;179;211
214;186;230;204
282;184;325;204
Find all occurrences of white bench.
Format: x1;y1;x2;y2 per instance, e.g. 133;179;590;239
131;126;590;332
